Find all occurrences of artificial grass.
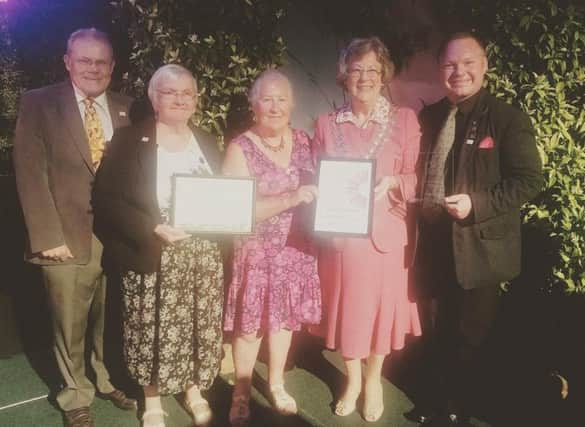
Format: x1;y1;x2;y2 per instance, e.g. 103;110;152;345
0;290;492;427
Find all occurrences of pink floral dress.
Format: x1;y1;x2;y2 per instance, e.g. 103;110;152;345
223;130;321;334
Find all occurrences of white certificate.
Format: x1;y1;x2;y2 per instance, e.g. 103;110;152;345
314;158;375;236
171;175;255;234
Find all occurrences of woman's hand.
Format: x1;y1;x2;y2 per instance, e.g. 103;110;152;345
288;185;319;208
154;224;191;244
374;176;399;201
40;244;74;262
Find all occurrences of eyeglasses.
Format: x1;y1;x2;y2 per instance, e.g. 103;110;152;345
75;57;112;69
347;68;382;79
157;89;197;101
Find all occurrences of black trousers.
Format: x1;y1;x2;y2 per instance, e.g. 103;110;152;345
429;281;500;414
413;217;501;415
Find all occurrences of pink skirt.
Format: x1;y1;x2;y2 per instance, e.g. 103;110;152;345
313;237;421;359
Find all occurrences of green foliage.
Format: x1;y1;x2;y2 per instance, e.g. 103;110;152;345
441;0;585;292
0;6;21;173
110;0;289;145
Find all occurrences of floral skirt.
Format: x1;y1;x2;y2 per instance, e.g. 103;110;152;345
120;237;223;394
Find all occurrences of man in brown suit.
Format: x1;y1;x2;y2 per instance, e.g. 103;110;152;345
13;28;136;427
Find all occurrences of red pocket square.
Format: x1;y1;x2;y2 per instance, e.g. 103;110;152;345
478;136;495;149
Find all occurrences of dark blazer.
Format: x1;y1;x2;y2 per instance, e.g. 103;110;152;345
92;117;222;273
12;80;132;264
414;88;543;293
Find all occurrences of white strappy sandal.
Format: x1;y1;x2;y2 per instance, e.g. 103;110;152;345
185;396;213;426
269;383;297;415
142;408;167;427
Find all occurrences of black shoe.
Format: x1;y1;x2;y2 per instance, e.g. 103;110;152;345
446;413;472;426
98;389;137;410
404;406;436;424
421;413;472;426
64;406;93;427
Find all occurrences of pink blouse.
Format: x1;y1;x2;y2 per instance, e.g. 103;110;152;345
312;98;421;253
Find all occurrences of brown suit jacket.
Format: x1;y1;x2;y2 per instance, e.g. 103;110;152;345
12;80;132;264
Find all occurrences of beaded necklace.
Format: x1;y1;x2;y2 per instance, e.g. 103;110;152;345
258;134;286;153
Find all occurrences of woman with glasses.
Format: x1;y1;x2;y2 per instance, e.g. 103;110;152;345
93;64;223;427
311;37;422;422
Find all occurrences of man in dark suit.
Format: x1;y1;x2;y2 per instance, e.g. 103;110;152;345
408;32;543;426
13;28;136;427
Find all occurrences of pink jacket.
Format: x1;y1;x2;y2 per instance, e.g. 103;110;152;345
312;104;421;253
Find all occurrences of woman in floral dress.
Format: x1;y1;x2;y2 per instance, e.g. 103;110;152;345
222;69;321;425
93;64;223;427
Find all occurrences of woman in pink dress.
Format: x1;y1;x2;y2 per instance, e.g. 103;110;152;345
222;69;321;425
313;37;422;422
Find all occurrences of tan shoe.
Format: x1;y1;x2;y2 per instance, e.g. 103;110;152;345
363;382;384;422
334;388;359;417
334;398;357;416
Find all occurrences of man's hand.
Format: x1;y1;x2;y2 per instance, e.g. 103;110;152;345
444;194;472;219
154;224;190;244
40;245;74;262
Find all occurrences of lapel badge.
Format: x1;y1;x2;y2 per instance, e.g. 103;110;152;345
141;136;150;142
119;111;127;117
465;119;478;145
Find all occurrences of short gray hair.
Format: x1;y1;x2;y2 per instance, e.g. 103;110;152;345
66;28;113;58
248;69;294;106
147;64;198;104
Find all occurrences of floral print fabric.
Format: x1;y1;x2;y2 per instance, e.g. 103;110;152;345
121;235;223;395
223;129;321;334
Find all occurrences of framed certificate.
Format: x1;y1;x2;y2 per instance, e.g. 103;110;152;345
170;174;255;234
314;158;376;236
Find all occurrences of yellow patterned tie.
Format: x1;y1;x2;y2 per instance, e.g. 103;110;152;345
83;97;106;169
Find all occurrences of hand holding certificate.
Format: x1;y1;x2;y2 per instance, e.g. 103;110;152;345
171;175;255;234
313;158;375;236
154;223;191;244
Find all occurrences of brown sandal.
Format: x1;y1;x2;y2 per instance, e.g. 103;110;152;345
229;393;250;426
